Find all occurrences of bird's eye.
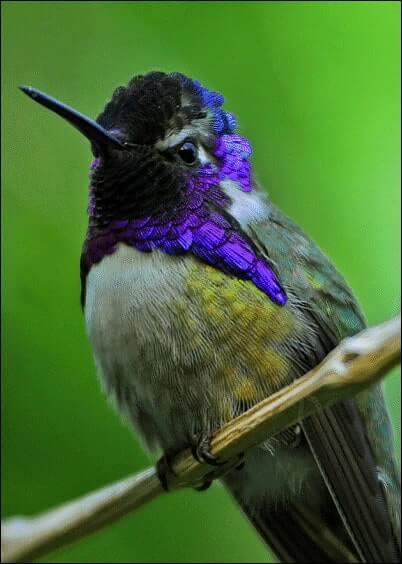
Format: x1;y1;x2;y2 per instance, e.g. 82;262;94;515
177;141;198;166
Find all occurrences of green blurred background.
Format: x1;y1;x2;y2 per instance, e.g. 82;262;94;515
2;2;400;562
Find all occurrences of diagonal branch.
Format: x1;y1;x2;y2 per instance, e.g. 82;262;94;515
2;315;401;563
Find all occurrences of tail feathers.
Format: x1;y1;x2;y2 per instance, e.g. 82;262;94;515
225;484;359;563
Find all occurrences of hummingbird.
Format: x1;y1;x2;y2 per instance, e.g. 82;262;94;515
21;71;400;563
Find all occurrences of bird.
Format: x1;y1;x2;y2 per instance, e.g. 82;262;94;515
20;71;400;563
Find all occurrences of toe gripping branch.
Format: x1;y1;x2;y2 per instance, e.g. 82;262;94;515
156;433;245;493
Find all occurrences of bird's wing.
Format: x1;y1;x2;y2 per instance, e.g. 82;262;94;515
244;204;400;562
301;400;399;562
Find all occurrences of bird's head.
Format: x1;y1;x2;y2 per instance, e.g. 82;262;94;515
21;71;253;225
21;72;286;306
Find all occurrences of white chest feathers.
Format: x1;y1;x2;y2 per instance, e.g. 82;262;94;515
85;242;186;339
84;244;189;442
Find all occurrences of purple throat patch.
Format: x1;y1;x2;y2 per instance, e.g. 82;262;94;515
84;80;287;306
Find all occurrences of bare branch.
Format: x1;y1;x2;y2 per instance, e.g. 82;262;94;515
2;314;400;563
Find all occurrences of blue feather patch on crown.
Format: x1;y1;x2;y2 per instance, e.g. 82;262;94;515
173;73;238;135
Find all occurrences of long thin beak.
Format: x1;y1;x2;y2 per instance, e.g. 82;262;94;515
19;86;126;153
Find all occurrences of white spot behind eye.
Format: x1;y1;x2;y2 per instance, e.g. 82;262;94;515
197;145;210;164
221;180;268;227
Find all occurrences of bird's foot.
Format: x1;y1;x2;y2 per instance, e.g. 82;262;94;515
193;478;213;492
157;435;246;493
189;432;245;492
156;448;181;492
190;431;226;466
192;453;245;492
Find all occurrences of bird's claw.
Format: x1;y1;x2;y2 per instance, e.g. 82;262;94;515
156;448;180;491
193;478;213;492
189;432;245;492
190;432;226;466
192;453;245;492
158;434;246;493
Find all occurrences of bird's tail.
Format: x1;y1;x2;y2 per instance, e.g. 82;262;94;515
223;479;359;563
